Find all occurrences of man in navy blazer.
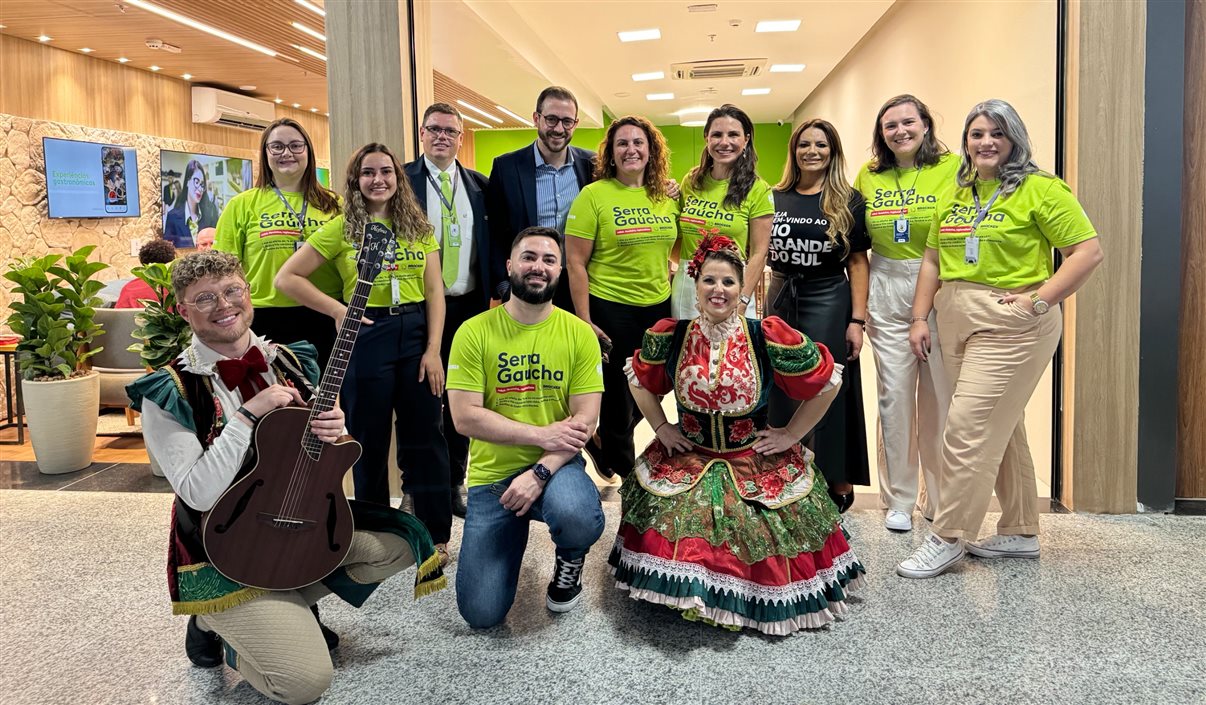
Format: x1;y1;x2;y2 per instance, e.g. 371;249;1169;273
405;102;491;518
486;86;595;314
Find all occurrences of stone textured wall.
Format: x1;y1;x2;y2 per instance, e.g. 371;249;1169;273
1;113;258;408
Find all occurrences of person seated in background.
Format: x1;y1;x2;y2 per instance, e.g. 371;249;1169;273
116;240;177;308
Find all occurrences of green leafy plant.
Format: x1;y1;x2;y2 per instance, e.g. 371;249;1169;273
127;261;191;369
4;246;109;380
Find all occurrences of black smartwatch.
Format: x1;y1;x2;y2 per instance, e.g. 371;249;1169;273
531;463;552;483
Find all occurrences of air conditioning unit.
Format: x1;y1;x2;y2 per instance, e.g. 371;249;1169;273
191;87;274;130
672;59;767;80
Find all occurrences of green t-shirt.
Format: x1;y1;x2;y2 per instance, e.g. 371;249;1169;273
927;173;1097;289
565;178;680;306
853;152;959;260
307;215;439;306
214;188;343;306
446;306;605;487
676;174;774;260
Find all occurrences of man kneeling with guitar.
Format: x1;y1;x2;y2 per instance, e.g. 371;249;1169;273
130;252;444;705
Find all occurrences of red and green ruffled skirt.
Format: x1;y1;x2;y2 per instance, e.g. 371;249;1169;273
608;443;865;635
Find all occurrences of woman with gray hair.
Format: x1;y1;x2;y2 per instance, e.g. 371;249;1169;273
897;99;1104;579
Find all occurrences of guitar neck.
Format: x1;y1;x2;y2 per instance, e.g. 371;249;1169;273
302;278;373;446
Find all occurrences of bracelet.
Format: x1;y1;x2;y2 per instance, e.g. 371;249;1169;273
910;316;929;323
236;406;260;423
653;420;671;434
849;317;866;327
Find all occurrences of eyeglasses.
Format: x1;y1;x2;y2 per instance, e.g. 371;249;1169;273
423;125;462;138
266;141;307;155
537;114;579;130
183;285;248;313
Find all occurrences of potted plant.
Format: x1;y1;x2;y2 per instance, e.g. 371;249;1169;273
127;261;190;370
4;246;109;474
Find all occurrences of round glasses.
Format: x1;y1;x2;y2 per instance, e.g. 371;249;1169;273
266;141;307;155
183;284;248;313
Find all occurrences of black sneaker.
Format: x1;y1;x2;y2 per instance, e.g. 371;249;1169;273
185;615;223;668
546;555;585;613
311;604;339;650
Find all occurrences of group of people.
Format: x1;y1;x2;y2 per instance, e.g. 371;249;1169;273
131;85;1102;704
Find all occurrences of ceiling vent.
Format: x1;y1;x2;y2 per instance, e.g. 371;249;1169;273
672;59;766;80
191;87;274;131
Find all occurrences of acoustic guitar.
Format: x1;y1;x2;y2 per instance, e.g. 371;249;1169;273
202;222;392;590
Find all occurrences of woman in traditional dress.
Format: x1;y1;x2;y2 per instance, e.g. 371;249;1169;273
610;235;865;634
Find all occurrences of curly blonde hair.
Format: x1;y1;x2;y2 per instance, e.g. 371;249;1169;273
593;116;670;202
170;250;244;301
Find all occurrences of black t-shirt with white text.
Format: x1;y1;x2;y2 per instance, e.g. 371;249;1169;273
769;190;870;278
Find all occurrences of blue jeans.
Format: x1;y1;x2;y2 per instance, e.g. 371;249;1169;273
455;456;605;629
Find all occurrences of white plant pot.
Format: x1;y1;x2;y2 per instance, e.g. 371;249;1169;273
22;372;100;474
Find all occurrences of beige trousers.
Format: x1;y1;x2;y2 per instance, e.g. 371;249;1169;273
197;531;414;705
930;280;1061;541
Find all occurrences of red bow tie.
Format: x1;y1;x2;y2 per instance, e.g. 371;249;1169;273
216;346;270;402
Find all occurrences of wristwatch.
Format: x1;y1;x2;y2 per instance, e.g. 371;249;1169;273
740;294;752;306
1029;292;1050;315
531;463;552;483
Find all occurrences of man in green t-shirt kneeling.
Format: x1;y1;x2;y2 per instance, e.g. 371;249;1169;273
447;226;606;628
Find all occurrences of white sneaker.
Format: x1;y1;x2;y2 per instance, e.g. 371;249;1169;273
885;510;912;532
967;534;1040;559
896;533;965;579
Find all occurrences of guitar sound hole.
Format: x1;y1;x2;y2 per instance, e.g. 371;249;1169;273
213;480;264;533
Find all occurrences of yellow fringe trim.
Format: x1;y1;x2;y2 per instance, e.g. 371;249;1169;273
414;574;447;600
415;551;442;582
171;586;267;616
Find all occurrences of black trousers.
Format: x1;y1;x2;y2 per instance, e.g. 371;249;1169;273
441;291;487;489
340;305;452;544
252;305;337;372
766;271;870;488
589;295;671;477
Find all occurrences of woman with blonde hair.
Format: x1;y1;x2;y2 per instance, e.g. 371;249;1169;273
766;119;871;512
277;142;453;564
566;115;679;479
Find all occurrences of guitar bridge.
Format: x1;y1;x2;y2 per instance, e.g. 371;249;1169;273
258;513;317;531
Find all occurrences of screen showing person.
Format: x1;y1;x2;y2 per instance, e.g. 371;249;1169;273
43;137;142;219
160;150;253;250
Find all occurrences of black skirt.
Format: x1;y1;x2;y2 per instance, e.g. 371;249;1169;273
765;271;870;487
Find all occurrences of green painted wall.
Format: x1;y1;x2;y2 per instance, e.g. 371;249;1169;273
473;122;793;186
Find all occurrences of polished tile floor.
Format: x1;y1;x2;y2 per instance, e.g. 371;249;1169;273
2;489;1203;705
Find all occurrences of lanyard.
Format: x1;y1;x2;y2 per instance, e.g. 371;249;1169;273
892;166;922;201
425;168;459;216
970;180;1003;234
272;187;309;237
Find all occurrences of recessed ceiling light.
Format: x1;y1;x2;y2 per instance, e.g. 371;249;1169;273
687;4;718;12
770;64;806;72
681;120;707;127
646;93;674;101
117;57;130;63
614;92;631;98
291;21;326;43
618;28;661;42
80;47;93;53
291;44;327;62
310;107;318;112
461;114;492;129
324;112;329;117
239;85;256;91
673;107;714;116
274;98;283;104
37;35;52;42
182;73;192;80
456;100;503;124
0;24;7;29
292;102;301;108
123;0;277;57
632;71;664;82
149;65;161;71
295;0;325;16
742;88;771;96
756;20;801;33
495;105;533;126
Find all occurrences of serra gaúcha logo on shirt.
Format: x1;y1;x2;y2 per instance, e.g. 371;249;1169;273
870;187;936;210
258;212;327;232
945;203;1005;226
496;351;564;392
682;195;736;224
612;206;674;233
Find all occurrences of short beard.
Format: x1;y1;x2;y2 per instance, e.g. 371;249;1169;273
538;129;568;153
510;272;558;305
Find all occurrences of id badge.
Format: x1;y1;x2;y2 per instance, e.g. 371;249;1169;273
893;217;910;243
390;277;401;305
446;223;462;248
293;238;304;252
964;235;980;265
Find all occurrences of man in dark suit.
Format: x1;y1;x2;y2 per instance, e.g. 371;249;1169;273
486;86;595;314
405;102;491;518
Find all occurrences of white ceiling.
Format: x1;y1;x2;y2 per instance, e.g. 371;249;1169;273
431;0;897;128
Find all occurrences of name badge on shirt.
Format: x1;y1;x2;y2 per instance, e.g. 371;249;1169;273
964;235;980;265
446;223;461;248
893;217;910;244
390;277;401;305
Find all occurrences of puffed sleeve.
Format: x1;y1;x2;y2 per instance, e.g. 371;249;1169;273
126;369;196;432
282;341;321;386
624;317;677;395
762;316;838;401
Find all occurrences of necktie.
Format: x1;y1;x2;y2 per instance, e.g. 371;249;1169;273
439;171;460;289
215;346;270;405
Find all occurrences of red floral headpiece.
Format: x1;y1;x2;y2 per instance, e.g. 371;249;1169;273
686;230;744;279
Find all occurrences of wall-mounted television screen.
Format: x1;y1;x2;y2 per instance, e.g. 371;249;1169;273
160;150;253;249
316;166;331;189
43;137;141;219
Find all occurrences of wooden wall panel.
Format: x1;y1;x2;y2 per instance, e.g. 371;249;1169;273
1060;0;1144;512
1178;0;1206;499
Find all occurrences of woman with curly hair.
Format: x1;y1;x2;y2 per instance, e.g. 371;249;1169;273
611;235;864;634
566;116;680;479
767;119;872;513
276;142;452;564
